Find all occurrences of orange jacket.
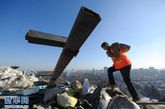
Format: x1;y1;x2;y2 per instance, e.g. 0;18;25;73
108;49;131;69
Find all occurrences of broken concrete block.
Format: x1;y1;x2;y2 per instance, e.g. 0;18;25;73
57;92;78;108
106;87;124;97
97;89;112;109
44;87;65;102
84;87;102;109
107;95;140;109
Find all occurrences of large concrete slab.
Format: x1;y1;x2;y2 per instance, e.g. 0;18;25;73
48;7;101;87
26;30;67;47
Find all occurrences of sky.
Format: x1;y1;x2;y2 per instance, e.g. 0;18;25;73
0;0;165;71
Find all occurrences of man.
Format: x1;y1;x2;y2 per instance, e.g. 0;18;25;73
101;42;139;101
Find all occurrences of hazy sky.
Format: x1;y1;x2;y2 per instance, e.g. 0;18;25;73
0;0;165;71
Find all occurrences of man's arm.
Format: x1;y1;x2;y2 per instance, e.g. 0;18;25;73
106;50;113;57
119;43;131;53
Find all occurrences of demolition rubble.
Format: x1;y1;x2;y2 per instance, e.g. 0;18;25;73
0;66;162;109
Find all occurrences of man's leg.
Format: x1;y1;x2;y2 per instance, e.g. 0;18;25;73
120;65;139;101
107;66;117;88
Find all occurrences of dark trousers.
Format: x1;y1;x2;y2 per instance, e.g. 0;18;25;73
108;65;139;99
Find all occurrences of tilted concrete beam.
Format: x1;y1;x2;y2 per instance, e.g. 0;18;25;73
26;30;67;47
48;7;101;87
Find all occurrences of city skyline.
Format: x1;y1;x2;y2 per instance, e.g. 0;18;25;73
0;0;165;71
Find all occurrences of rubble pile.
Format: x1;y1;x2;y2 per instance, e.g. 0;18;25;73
0;66;163;109
0;66;37;90
42;79;141;109
83;87;140;109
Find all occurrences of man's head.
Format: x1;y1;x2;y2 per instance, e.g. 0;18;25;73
111;42;120;49
101;42;110;50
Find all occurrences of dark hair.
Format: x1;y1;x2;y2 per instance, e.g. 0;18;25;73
111;42;119;48
101;42;109;48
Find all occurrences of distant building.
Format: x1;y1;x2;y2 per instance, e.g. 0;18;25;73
93;68;96;75
149;67;155;70
104;67;108;73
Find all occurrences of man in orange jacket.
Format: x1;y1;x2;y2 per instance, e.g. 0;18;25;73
101;42;139;101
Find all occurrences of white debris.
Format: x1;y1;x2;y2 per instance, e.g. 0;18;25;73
89;84;97;93
33;105;45;109
140;97;150;102
0;66;38;89
98;89;112;109
9;75;34;88
0;81;5;88
0;66;23;79
28;74;39;82
151;99;159;102
72;80;82;89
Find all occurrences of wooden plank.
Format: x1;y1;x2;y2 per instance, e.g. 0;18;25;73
47;7;101;87
26;30;67;47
